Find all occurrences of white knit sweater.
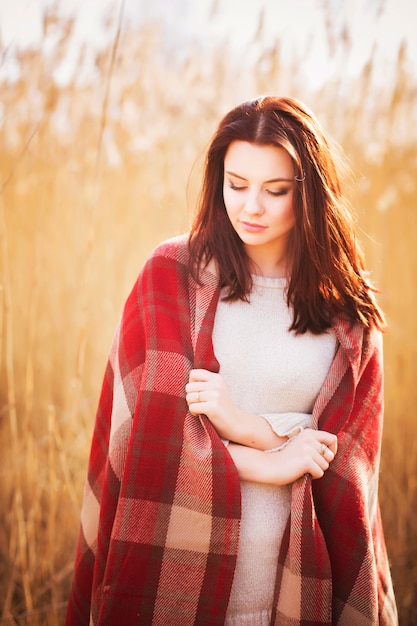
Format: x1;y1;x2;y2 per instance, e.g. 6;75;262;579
212;275;337;625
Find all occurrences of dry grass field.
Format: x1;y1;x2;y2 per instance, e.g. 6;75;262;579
0;7;416;625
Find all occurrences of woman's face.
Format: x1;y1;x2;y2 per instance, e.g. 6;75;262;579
223;141;296;277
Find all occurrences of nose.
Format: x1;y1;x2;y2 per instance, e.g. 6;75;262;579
244;191;264;216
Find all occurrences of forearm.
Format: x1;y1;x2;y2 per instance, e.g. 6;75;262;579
227;442;278;484
234;410;287;450
186;370;309;450
187;370;289;449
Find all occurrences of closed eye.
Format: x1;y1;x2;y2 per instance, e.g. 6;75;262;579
229;183;247;191
266;188;290;197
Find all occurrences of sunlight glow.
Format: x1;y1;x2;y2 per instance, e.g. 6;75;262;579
0;0;416;86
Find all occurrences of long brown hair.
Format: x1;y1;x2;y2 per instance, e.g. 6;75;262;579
188;96;385;334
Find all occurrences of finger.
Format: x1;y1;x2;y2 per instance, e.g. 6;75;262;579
318;432;338;456
185;382;200;394
311;454;330;478
189;369;214;382
188;403;202;416
326;436;337;456
186;391;205;416
186;390;204;404
318;443;334;461
309;462;326;479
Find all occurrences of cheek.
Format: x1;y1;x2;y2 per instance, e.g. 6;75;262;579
282;197;296;223
269;198;294;221
223;189;239;216
287;203;296;224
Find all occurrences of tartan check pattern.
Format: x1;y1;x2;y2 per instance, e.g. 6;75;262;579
66;234;397;625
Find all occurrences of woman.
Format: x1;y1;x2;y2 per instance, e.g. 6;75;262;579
66;96;397;625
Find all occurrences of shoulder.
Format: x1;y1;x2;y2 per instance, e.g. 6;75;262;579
132;233;218;300
132;234;191;287
147;233;190;266
131;234;191;300
121;234;193;330
333;315;382;351
333;316;383;380
143;233;218;285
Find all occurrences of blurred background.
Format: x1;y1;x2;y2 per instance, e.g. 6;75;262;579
0;0;416;623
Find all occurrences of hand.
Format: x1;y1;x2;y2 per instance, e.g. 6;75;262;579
185;369;241;441
228;428;338;485
266;428;337;483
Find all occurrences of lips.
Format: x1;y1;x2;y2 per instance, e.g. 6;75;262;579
240;221;267;233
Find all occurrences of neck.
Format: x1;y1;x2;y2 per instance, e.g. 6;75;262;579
246;249;291;279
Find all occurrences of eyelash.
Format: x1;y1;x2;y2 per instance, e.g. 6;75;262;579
268;189;289;197
228;183;289;197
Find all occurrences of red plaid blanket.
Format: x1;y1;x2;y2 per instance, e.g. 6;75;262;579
66;235;397;625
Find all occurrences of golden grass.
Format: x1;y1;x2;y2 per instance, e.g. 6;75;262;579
0;8;416;624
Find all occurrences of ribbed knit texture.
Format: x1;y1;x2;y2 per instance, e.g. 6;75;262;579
212;275;337;625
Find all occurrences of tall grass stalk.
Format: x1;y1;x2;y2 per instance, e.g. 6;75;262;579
0;194;33;615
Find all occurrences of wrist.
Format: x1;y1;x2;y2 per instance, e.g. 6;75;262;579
226;407;252;445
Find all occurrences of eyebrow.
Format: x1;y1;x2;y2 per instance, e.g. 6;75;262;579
225;170;294;183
